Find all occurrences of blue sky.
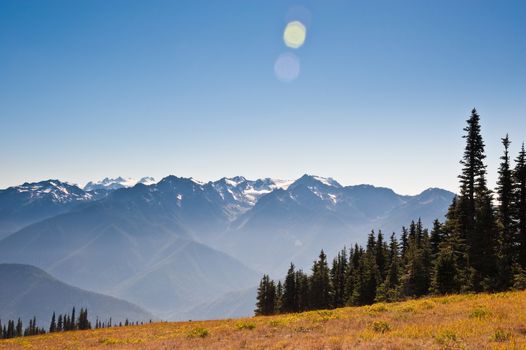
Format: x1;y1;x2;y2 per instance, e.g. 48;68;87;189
1;0;525;194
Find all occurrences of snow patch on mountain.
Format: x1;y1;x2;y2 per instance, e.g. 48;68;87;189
13;180;92;203
84;177;156;191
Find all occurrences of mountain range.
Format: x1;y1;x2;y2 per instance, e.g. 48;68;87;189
0;264;154;326
0;175;455;321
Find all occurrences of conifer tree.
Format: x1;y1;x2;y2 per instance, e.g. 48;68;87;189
275;281;283;314
401;234;427;296
255;275;276;315
71;307;76;331
457;109;496;290
375;231;388;281
515;143;526;267
57;314;63;332
309;250;333;309
401;227;409;260
295;270;310;311
49;312;56;333
430;219;443;257
330;249;348;308
281;263;297;313
351;232;380;305
16;319;22;337
432;244;459;294
377;233;401;301
7;320;14;338
496;135;515;290
344;245;362;305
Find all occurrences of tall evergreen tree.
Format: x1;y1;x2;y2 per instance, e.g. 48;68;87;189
375;231;388;281
432;244;459;294
330;249;348;308
281;263;298;313
430;219;443;257
295;270;310;311
275;281;283;314
515;143;526;267
7;320;14;338
496;135;515;290
401;227;409;260
71;307;76;331
401;235;427;297
49;312;57;333
457;109;496;290
255;275;276;316
377;233;401;302
351;232;380;305
57;314;63;332
15;319;22;337
309;250;333;310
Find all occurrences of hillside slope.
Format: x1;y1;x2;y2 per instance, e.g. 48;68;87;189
0;264;154;326
1;290;525;349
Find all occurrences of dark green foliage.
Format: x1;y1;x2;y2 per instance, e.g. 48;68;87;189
377;233;401;302
430;219;443;257
49;312;56;333
309;250;332;310
496;135;515;290
275;281;283;314
0;306;142;339
281;264;298;313
515;144;526;267
330;249;348;308
295;270;310;312
455;109;496;290
432;243;459;294
16;318;22;337
78;308;91;330
255;274;276;316
257;109;526;315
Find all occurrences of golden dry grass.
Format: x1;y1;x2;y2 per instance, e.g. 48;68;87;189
2;290;526;349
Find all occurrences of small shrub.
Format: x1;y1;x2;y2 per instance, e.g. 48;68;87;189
268;320;284;327
99;337;120;345
369;304;388;313
294;326;312;333
469;306;490;319
371;321;390;333
419;301;435;310
236;321;256;330
492;328;511;342
435;329;457;345
400;306;415;313
187;327;209;338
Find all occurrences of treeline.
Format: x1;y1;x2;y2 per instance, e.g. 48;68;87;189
255;109;526;315
1;307;148;340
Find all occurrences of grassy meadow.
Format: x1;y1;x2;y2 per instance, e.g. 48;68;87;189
2;290;526;349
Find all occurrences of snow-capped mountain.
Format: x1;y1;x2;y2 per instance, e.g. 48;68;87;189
11;180;93;203
84;177;156;191
0;180;94;239
220;175;454;274
209;177;293;218
0;174;455;321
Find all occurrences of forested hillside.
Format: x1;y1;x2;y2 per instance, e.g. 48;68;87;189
256;109;526;315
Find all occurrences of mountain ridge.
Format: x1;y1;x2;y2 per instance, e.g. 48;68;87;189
0;174;455;320
0;263;154;327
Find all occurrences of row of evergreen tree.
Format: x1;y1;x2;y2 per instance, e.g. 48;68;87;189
1;307;148;339
0;318;46;339
255;109;526;315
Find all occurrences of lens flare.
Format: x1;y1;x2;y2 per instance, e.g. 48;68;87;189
283;21;306;49
274;53;300;82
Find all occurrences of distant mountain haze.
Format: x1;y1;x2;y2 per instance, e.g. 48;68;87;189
0;174;454;320
0;264;154;327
